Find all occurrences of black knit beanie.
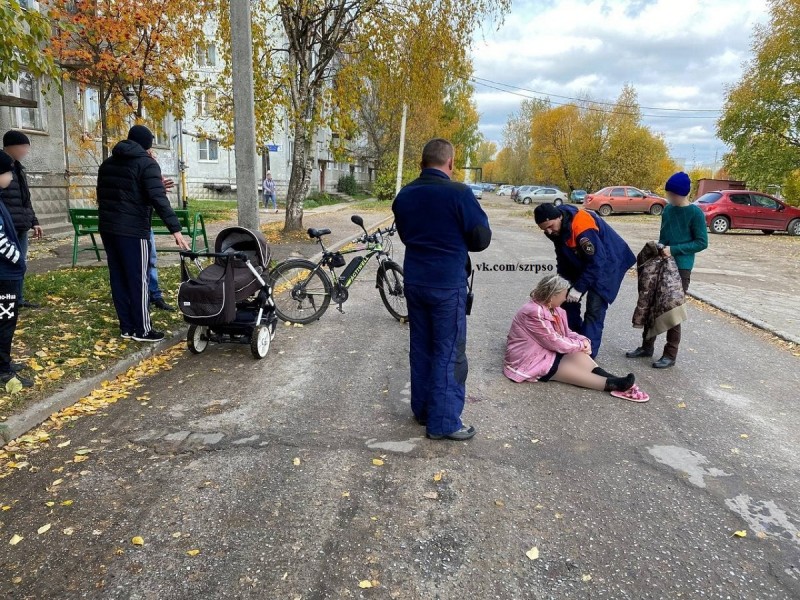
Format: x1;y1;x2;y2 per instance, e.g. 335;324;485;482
3;130;31;147
127;125;154;151
533;203;562;224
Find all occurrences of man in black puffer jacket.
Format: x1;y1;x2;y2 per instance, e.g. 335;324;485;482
1;131;42;309
97;125;189;342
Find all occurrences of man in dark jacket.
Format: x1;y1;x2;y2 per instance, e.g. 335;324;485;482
534;203;635;359
97;125;189;342
393;139;492;441
2;131;43;308
0;151;33;388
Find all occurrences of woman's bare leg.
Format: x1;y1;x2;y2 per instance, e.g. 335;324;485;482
549;352;606;390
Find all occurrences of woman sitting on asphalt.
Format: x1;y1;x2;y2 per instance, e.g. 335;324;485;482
504;274;648;402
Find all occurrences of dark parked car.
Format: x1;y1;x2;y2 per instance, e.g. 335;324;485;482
584;186;666;216
512;185;539;203
570;189;587;203
696;190;800;235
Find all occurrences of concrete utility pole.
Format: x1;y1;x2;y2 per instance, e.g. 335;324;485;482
395;103;408;196
229;0;259;230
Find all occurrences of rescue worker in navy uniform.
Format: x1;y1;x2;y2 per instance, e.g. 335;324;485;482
393;139;491;441
534;202;635;359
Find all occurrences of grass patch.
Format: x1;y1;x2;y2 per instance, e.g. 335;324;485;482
0;265;185;419
350;191;373;201
350;199;391;211
185;199;238;223
304;192;347;210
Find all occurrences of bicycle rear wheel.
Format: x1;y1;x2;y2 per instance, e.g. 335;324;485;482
378;262;407;322
270;259;332;324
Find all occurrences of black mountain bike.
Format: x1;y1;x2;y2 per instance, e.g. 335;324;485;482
270;215;407;324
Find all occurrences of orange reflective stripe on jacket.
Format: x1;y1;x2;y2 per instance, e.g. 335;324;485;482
566;210;600;248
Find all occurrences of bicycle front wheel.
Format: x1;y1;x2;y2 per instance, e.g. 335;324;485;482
270;259;332;324
378;262;407;322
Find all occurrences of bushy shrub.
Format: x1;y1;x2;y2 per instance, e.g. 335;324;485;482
337;174;358;195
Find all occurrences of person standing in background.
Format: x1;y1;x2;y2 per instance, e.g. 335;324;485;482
626;171;708;368
1;131;42;309
0;150;32;388
262;172;277;213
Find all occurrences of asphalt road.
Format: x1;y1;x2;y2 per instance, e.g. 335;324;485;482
1;199;799;599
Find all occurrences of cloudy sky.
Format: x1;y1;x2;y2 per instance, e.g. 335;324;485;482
471;0;770;168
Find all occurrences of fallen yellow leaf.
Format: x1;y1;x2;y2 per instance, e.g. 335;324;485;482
172;532;182;538
341;491;350;498
187;549;201;556
131;536;144;546
74;448;92;455
1;505;10;511
51;478;63;487
11;576;22;584
358;580;373;589
63;528;74;536
292;457;301;466
60;500;74;506
423;491;439;500
677;402;687;409
73;455;89;463
56;440;71;448
37;524;51;535
433;471;443;482
740;434;749;439
372;458;384;466
45;501;55;507
733;530;747;538
9;534;23;546
526;547;539;561
494;499;505;507
582;574;592;582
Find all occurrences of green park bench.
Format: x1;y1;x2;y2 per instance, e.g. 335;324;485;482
68;208;209;267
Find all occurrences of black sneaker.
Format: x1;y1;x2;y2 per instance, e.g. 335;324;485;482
426;425;476;441
132;330;165;342
150;299;175;312
0;372;34;388
121;331;133;339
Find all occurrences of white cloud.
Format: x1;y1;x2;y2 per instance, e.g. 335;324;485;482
471;0;769;167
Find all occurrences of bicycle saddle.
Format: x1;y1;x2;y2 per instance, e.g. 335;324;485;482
307;228;331;239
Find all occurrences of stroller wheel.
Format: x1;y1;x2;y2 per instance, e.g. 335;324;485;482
269;318;277;341
187;325;209;354
251;324;271;359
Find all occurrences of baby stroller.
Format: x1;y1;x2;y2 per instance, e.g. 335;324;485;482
177;226;278;359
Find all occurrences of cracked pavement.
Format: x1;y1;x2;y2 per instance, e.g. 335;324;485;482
0;197;798;599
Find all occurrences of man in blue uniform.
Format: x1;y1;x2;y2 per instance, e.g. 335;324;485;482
534;202;635;359
393;139;491;441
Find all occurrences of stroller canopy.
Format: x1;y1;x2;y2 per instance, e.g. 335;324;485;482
215;227;270;268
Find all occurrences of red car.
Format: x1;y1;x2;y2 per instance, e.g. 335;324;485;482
584;186;667;216
696;190;800;235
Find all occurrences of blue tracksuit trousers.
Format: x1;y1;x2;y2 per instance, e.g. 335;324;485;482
405;284;468;436
562;289;608;359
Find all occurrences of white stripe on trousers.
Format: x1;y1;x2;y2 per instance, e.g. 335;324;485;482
140;239;151;334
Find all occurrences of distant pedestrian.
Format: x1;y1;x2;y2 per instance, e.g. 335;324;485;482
534;203;635;358
145;148;175;312
262;172;277;212
626;172;708;368
97;125;189;342
0;150;32;388
1;130;42;309
393;138;492;441
504;274;647;401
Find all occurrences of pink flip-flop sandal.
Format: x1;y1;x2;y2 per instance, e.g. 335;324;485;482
610;383;650;403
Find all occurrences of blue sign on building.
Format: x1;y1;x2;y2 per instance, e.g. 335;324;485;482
266;144;280;152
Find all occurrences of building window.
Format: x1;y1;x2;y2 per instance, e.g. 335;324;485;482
9;72;46;131
195;90;216;116
81;87;101;135
198;139;218;161
196;42;217;68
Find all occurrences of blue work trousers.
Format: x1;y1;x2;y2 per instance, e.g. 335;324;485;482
405;284;468;436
